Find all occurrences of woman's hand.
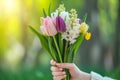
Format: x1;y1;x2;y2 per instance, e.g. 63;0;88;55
50;60;91;80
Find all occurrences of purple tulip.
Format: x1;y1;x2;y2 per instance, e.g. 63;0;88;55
56;16;66;32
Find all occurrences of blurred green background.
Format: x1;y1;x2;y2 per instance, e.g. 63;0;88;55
0;0;120;80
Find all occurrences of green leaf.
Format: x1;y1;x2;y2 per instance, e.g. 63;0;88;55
69;34;84;57
68;34;84;62
48;3;51;16
43;8;47;17
58;33;63;56
28;25;50;53
74;34;85;54
48;37;57;61
67;46;74;62
83;13;87;22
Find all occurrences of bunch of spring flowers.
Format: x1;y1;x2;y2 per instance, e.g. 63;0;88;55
29;4;91;80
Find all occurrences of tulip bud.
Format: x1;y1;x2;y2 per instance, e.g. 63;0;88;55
40;16;57;36
56;16;66;32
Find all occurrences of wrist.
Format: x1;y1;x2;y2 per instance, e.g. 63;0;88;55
79;70;91;80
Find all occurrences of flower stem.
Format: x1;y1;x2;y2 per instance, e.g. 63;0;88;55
48;37;57;61
53;36;62;63
63;78;67;80
64;41;69;62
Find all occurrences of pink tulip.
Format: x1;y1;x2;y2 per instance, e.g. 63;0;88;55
40;16;57;36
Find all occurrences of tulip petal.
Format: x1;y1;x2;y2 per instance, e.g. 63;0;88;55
40;16;57;36
56;16;66;32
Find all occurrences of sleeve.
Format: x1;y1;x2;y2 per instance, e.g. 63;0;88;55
91;71;115;80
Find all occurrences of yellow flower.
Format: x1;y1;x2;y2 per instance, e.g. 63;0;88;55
79;22;89;34
85;32;91;40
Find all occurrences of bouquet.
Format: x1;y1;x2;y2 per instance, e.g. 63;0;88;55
29;4;91;80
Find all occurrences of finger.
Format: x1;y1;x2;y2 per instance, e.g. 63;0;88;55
56;63;75;70
51;66;63;72
53;75;66;80
52;71;66;76
50;60;56;66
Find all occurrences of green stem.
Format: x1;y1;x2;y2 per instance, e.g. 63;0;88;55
63;77;67;80
48;37;57;61
53;36;62;63
64;78;67;80
64;41;69;62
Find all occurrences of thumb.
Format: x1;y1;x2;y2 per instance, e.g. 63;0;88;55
56;63;75;70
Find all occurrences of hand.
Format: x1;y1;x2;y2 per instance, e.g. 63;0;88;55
50;60;91;80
